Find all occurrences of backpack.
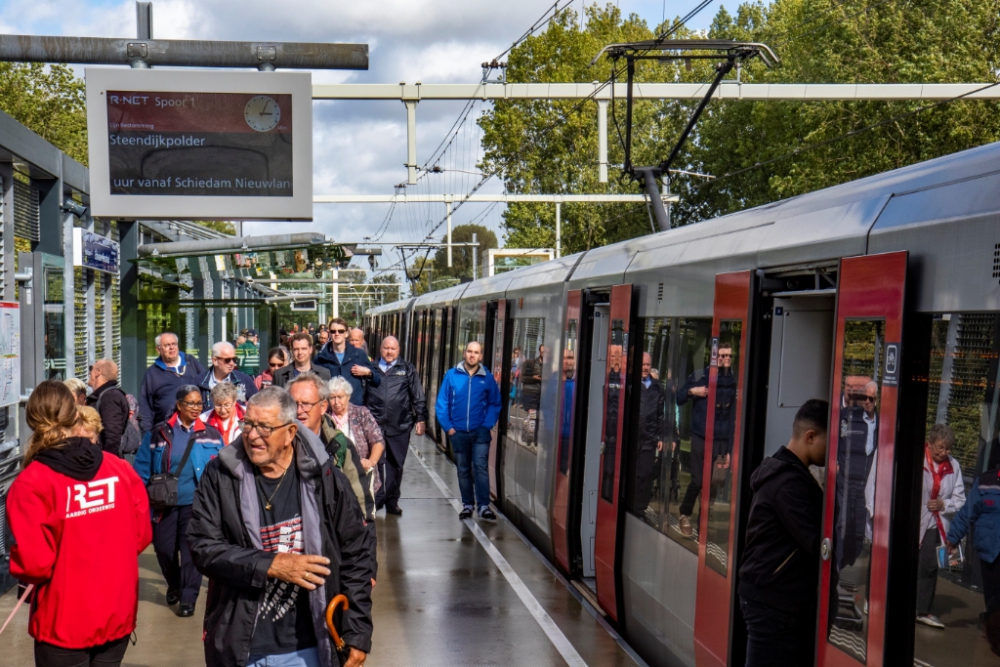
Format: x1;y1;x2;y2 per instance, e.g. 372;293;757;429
96;387;142;456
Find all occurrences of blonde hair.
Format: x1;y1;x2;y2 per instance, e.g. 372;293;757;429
63;377;87;400
24;381;79;465
76;405;103;435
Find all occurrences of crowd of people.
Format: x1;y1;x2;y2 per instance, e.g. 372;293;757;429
3;317;516;667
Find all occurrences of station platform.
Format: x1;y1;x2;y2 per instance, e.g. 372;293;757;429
0;435;642;666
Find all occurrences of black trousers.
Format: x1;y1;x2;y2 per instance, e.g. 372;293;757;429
740;597;814;667
680;434;706;517
381;431;411;511
34;635;130;667
634;448;657;512
152;505;202;604
917;527;941;616
983;553;1000;614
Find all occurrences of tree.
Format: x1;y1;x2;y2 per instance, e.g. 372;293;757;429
193;220;236;235
432;223;499;280
0;63;88;164
369;273;401;304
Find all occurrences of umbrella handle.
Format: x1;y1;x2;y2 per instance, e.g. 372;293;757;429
325;594;350;652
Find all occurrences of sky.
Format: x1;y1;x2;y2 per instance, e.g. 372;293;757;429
0;0;722;276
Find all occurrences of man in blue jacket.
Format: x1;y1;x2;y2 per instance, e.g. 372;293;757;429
313;318;380;406
139;332;205;436
436;341;502;520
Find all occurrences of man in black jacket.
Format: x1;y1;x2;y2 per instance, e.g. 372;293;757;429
738;399;828;667
86;359;130;457
187;387;373;667
366;336;427;515
274;332;332;389
676;343;737;537
635;352;665;512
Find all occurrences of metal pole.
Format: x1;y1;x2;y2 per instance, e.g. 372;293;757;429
405;100;418;185
446;197;453;268
333;267;340;318
555;201;561;259
472;233;478;279
597;100;608;184
136;2;153;40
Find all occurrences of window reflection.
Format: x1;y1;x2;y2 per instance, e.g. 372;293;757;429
43;265;67;380
628;317;712;553
829;319;883;664
505;317;546;451
914;313;1000;666
601;321;625;502
559;321;578;475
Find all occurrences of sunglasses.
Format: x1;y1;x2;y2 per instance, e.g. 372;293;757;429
330;329;347;334
217;357;237;364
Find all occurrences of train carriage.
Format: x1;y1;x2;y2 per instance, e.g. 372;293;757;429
363;140;1000;667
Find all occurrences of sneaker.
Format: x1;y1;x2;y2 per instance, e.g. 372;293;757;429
916;614;945;629
459;507;473;520
479;507;497;521
679;515;694;537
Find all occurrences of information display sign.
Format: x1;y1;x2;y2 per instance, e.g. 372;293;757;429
72;229;120;274
86;69;312;220
0;302;20;409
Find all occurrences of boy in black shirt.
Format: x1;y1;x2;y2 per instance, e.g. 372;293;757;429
738;399;829;667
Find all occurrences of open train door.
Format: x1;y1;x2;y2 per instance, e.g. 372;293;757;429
595;283;632;620
553;290;582;573
693;271;752;667
817;251;907;667
488;299;508;499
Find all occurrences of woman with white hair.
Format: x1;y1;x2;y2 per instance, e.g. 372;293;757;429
328;376;385;495
200;381;244;445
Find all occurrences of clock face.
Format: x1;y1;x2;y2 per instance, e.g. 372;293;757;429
244;95;281;132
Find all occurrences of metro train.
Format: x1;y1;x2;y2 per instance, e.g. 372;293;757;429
364;140;1000;667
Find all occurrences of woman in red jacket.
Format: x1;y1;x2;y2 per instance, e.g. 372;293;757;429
7;381;152;666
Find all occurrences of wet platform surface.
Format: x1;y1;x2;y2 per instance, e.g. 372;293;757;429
1;434;640;666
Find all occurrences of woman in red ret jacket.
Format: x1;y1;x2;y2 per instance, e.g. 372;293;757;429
7;380;152;667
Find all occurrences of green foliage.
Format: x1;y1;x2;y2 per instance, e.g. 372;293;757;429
432;223;499;280
193;220;236;235
480;0;1000;246
370;273;401;303
0;63;88;164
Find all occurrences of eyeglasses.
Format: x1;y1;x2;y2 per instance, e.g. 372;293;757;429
241;420;293;437
295;400;321;411
718;353;733;358
330;328;347;334
180;400;204;408
216;357;237;364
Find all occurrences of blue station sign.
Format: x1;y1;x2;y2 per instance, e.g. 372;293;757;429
72;228;120;275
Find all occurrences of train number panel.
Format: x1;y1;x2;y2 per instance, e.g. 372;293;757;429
596;283;633;620
693;271;753;667
818;251;907;667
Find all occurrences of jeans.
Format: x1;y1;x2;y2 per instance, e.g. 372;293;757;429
247;648;321;667
740;597;814;667
451;427;491;509
34;635;130;667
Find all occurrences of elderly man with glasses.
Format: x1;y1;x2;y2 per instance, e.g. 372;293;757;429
197;341;258;411
314;318;379;406
188;387;374;667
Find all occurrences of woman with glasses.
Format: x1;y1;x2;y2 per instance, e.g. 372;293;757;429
133;384;226;617
255;347;289;390
201;382;245;445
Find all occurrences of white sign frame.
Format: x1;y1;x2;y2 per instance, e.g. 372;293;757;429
86;68;313;221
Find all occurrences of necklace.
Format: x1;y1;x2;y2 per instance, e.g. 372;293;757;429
257;463;290;511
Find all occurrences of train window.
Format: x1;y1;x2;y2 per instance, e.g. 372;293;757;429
558;318;578;475
505;317;546;452
601;319;626;503
913;312;1000;666
705;319;741;577
459;301;485;364
828;319;884;663
627;317;712;552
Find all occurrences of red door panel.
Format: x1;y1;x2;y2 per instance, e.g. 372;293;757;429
489;299;507;498
595;283;632;620
694;271;752;667
818;251;907;667
553;290;583;573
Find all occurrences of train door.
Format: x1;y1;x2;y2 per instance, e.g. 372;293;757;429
579;299;609;587
553;290;582;573
817;251;908;667
486;300;506;499
692;272;753;667
595;283;634;620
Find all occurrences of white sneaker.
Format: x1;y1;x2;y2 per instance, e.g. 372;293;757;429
916;614;945;629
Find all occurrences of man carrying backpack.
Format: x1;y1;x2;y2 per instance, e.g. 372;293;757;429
87;359;139;457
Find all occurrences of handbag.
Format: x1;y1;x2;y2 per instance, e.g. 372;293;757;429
147;434;196;510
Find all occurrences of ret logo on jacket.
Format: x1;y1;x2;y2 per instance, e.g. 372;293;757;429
66;476;119;518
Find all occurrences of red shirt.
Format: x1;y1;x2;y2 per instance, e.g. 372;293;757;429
7;452;152;648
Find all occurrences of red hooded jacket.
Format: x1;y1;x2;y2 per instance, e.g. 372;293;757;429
7;441;152;649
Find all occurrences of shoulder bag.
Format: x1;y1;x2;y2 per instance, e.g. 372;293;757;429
147;433;196;510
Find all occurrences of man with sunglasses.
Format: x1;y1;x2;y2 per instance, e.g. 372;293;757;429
314;318;380;406
188;387;373;667
197;341;258;411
